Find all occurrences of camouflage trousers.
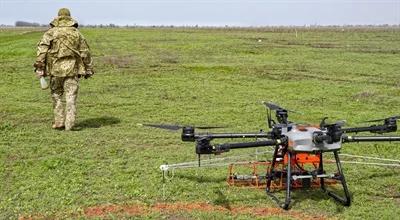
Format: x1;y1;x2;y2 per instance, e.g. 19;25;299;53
50;76;79;130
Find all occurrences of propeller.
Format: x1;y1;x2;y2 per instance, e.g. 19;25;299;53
263;101;282;111
361;115;400;123
138;123;226;131
262;101;302;114
335;120;347;127
320;117;346;128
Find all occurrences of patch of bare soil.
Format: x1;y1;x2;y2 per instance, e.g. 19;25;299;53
83;202;328;219
84;204;147;217
99;55;135;68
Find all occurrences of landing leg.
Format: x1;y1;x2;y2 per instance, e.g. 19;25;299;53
325;151;351;206
282;151;292;210
266;150;292;210
319;152;325;191
266;145;279;192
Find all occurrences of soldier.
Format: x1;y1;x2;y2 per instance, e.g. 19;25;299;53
34;8;93;131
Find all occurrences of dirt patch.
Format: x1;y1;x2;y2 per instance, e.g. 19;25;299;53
352;91;376;100
159;52;179;64
19;29;47;35
83;202;328;219
85;204;148;217
385;185;400;200
309;43;340;49
99;55;135;68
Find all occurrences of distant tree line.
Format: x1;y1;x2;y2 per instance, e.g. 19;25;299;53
15;21;44;27
9;21;400;29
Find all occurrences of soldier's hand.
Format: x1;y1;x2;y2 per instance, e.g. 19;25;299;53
33;62;46;78
35;70;46;78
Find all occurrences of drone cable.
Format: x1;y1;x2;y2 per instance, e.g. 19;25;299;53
162;149;273;169
340;161;400;168
339;153;400;163
324;153;400;168
160;149;274;180
161;151;400;183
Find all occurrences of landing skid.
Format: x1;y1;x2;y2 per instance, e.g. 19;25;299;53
265;149;351;210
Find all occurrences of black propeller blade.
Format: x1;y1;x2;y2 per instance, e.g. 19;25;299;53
263;101;282;111
335;120;347;127
320;117;346;128
262;101;302;114
138;123;225;131
361;116;400;123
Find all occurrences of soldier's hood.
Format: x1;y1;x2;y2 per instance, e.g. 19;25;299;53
50;16;78;28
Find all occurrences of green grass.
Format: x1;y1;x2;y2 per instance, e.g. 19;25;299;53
0;27;400;219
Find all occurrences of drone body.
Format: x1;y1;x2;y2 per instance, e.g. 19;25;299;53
178;102;400;209
281;124;342;152
147;102;400;210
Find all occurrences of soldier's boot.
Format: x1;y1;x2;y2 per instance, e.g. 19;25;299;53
51;93;65;129
52;123;65;129
65;108;76;131
64;77;79;131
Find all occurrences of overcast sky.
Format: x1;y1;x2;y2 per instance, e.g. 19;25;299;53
0;0;399;26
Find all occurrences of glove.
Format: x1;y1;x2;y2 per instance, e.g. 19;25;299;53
84;70;94;79
33;62;46;78
36;70;46;78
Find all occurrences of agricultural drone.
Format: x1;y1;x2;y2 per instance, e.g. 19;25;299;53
147;102;400;210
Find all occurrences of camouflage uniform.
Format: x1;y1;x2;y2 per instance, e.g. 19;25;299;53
34;8;93;131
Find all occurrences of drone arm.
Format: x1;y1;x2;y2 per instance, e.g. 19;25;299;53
343;135;400;143
201;133;272;140
342;126;379;133
182;127;274;142
215;139;280;153
342;124;395;134
342;118;397;134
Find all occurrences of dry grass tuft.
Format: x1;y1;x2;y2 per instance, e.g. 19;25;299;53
100;55;135;68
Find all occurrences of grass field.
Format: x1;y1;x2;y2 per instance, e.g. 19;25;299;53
0;26;400;219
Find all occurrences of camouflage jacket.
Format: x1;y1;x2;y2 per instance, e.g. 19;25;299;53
36;16;93;77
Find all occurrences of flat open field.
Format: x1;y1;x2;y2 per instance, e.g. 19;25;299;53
0;27;400;219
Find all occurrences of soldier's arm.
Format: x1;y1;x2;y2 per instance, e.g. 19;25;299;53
34;30;53;71
79;34;93;72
